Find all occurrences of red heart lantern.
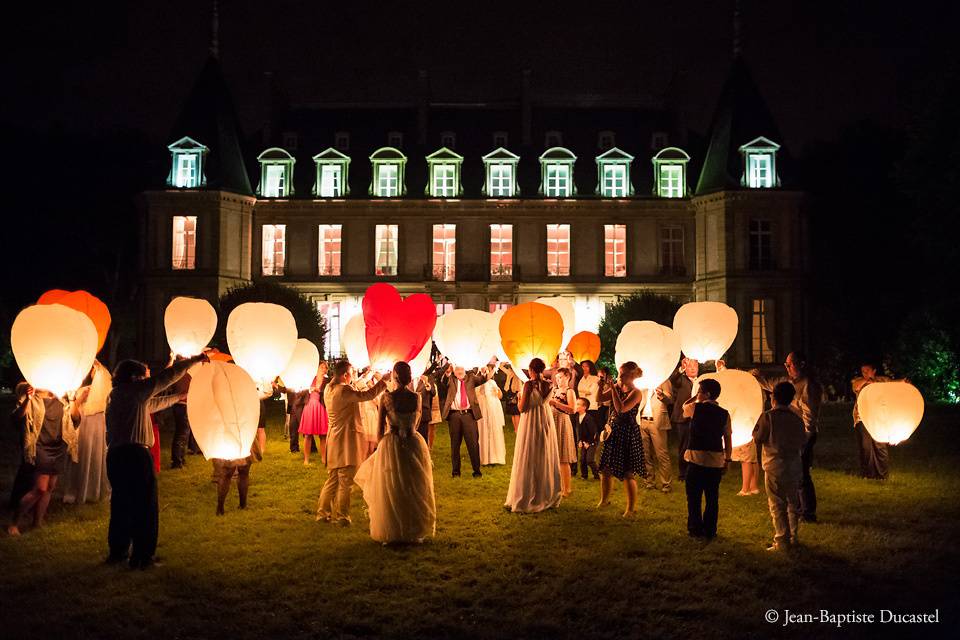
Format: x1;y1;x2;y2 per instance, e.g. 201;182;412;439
362;284;436;372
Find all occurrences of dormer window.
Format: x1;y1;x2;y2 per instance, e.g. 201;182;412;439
598;131;615;150
739;136;781;189
387;131;404;148
595;147;634;198
652;147;691;198
482;147;520;198
545;130;563;148
257;148;296;198
539;147;576;198
369;147;407;197
426;147;464;198
440;131;456;149
313;148;351;198
493;131;509;148
334;131;350;151
167;136;208;189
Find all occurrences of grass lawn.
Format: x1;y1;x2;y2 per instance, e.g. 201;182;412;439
0;401;958;639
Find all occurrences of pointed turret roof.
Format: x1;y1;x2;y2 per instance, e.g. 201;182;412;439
168;55;252;195
695;59;789;194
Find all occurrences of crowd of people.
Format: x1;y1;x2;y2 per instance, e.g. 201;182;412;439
5;343;903;563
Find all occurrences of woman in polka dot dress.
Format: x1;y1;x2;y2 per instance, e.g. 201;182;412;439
597;361;646;517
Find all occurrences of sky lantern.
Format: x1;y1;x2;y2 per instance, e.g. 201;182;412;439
434;309;499;369
567;331;601;364
226;302;298;383
280;338;321;391
341;315;370;369
12;304;98;397
164;296;217;357
858;381;925;444
489;308;511;364
38;289;111;353
615;321;681;391
673;301;739;361
409;340;433;381
362;283;436;372
535;296;576;354
697;369;763;447
499;302;564;381
187;361;260;459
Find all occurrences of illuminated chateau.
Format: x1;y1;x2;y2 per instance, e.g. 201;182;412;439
139;53;809;366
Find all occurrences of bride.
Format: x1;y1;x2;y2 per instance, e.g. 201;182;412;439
355;361;436;544
504;358;562;513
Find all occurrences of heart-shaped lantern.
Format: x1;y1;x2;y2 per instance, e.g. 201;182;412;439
38;289;111;353
362;284;436;372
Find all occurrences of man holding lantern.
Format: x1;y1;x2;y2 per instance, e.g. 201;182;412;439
440;366;484;478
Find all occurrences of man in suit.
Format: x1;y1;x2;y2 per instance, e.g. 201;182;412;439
671;357;699;481
441;366;483;478
640;380;674;492
572;397;599;479
317;360;388;526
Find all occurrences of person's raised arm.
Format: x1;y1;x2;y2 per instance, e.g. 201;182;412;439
618;388;644;413
750;368;784;393
347;377;387;403
147;353;207;399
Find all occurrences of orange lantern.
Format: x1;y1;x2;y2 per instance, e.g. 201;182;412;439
498;302;564;381
38;289;111;353
566;331;601;363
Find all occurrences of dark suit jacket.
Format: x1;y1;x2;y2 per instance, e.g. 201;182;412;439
670;374;696;424
573;412;599;446
441;373;482;420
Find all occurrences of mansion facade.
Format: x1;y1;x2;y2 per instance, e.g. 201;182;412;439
138;57;810;367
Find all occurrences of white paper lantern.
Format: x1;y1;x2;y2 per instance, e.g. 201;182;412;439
489;308;510;364
434;309;500;369
858;381;924;445
12;304;98;397
409;340;433;381
673;301;739;362
226;302;298;383
187;361;260;459
535;296;577;355
164;296;217;357
280;338;321;391
697;369;763;447
341;314;370;369
615;321;681;391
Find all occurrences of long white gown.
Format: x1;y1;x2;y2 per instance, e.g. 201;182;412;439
504;386;562;513
477;379;506;465
355;390;436;543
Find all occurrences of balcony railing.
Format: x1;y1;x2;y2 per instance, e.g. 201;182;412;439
422;264;520;282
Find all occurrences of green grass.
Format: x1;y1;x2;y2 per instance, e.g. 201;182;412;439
0;402;958;639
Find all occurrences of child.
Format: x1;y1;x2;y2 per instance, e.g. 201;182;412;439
753;381;807;550
573;398;599;479
682;378;732;539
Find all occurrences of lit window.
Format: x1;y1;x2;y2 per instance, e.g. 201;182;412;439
540;147;576;197
739;136;780;189
426;148;463;198
596;147;634;198
652;147;690;198
313;148;350;198
172;216;197;270
489;302;513;313
604;224;626;277
440;131;456;148
318;224;342;276
334;132;350;151
432;224;456;281
262;224;286;276
660;225;685;275
493;131;509;147
603;165;627;197
370;147;407;197
546;224;570;277
167;136;208;189
377;164;399;197
490;224;513;280
257;148;295;198
483;147;520;197
545;131;563;147
319;165;342;197
265;166;285;197
436;302;455;316
659;165;684;198
387;131;404;148
175;154;198;188
375;224;399;276
546;165;571;197
749;219;774;270
751;298;775;364
598;131;615;150
317;302;341;358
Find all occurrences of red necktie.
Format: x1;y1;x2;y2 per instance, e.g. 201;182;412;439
458;379;468;410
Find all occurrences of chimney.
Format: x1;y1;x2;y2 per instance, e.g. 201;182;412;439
418;70;429;146
521;69;532;147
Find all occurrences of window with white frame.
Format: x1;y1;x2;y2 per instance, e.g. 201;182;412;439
435;302;455;316
168;137;208;189
172;216;197;270
376;163;399;197
264;164;286;198
432;164;456;197
175;154;198;188
490;164;514;197
540;148;576;197
489;302;512;313
749;219;774;269
370;147;407;197
545;164;571;197
546;224;571;277
318;224;342;276
261;224;286;276
747;153;773;188
375;224;399;276
317;302;342;358
660;225;685;274
334;132;350;151
751;298;775;364
490;224;513;280
659;164;684;198
651;147;690;198
432;224;456;281
602;164;628;197
318;165;342;198
604;224;626;277
258;148;295;198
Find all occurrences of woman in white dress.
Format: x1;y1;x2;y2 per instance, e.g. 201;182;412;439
356;369;381;459
63;361;112;504
355;361;436;544
549;367;577;497
504;358;562;513
477;366;506;465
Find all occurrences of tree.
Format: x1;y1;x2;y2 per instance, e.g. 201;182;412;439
215;282;326;356
597;292;680;372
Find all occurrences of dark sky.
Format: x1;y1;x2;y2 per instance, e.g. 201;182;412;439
3;1;955;151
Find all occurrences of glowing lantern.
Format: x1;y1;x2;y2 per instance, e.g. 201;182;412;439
38;289;111;353
696;369;763;447
187;361;260;459
535;296;576;353
858;381;924;445
489;308;511;364
567;331;601;364
280;339;321;391
409;340;433;381
164;296;217;357
226;302;298;383
362;283;436;372
434;309;499;369
12;304;98;396
673;301;739;362
499;302;564;382
615;321;681;391
207;348;233;362
341;314;370;369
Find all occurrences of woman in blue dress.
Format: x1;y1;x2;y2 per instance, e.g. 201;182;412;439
597;361;646;517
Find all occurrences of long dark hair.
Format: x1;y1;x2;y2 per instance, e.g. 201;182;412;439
391;361;418;413
581;359;597;376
